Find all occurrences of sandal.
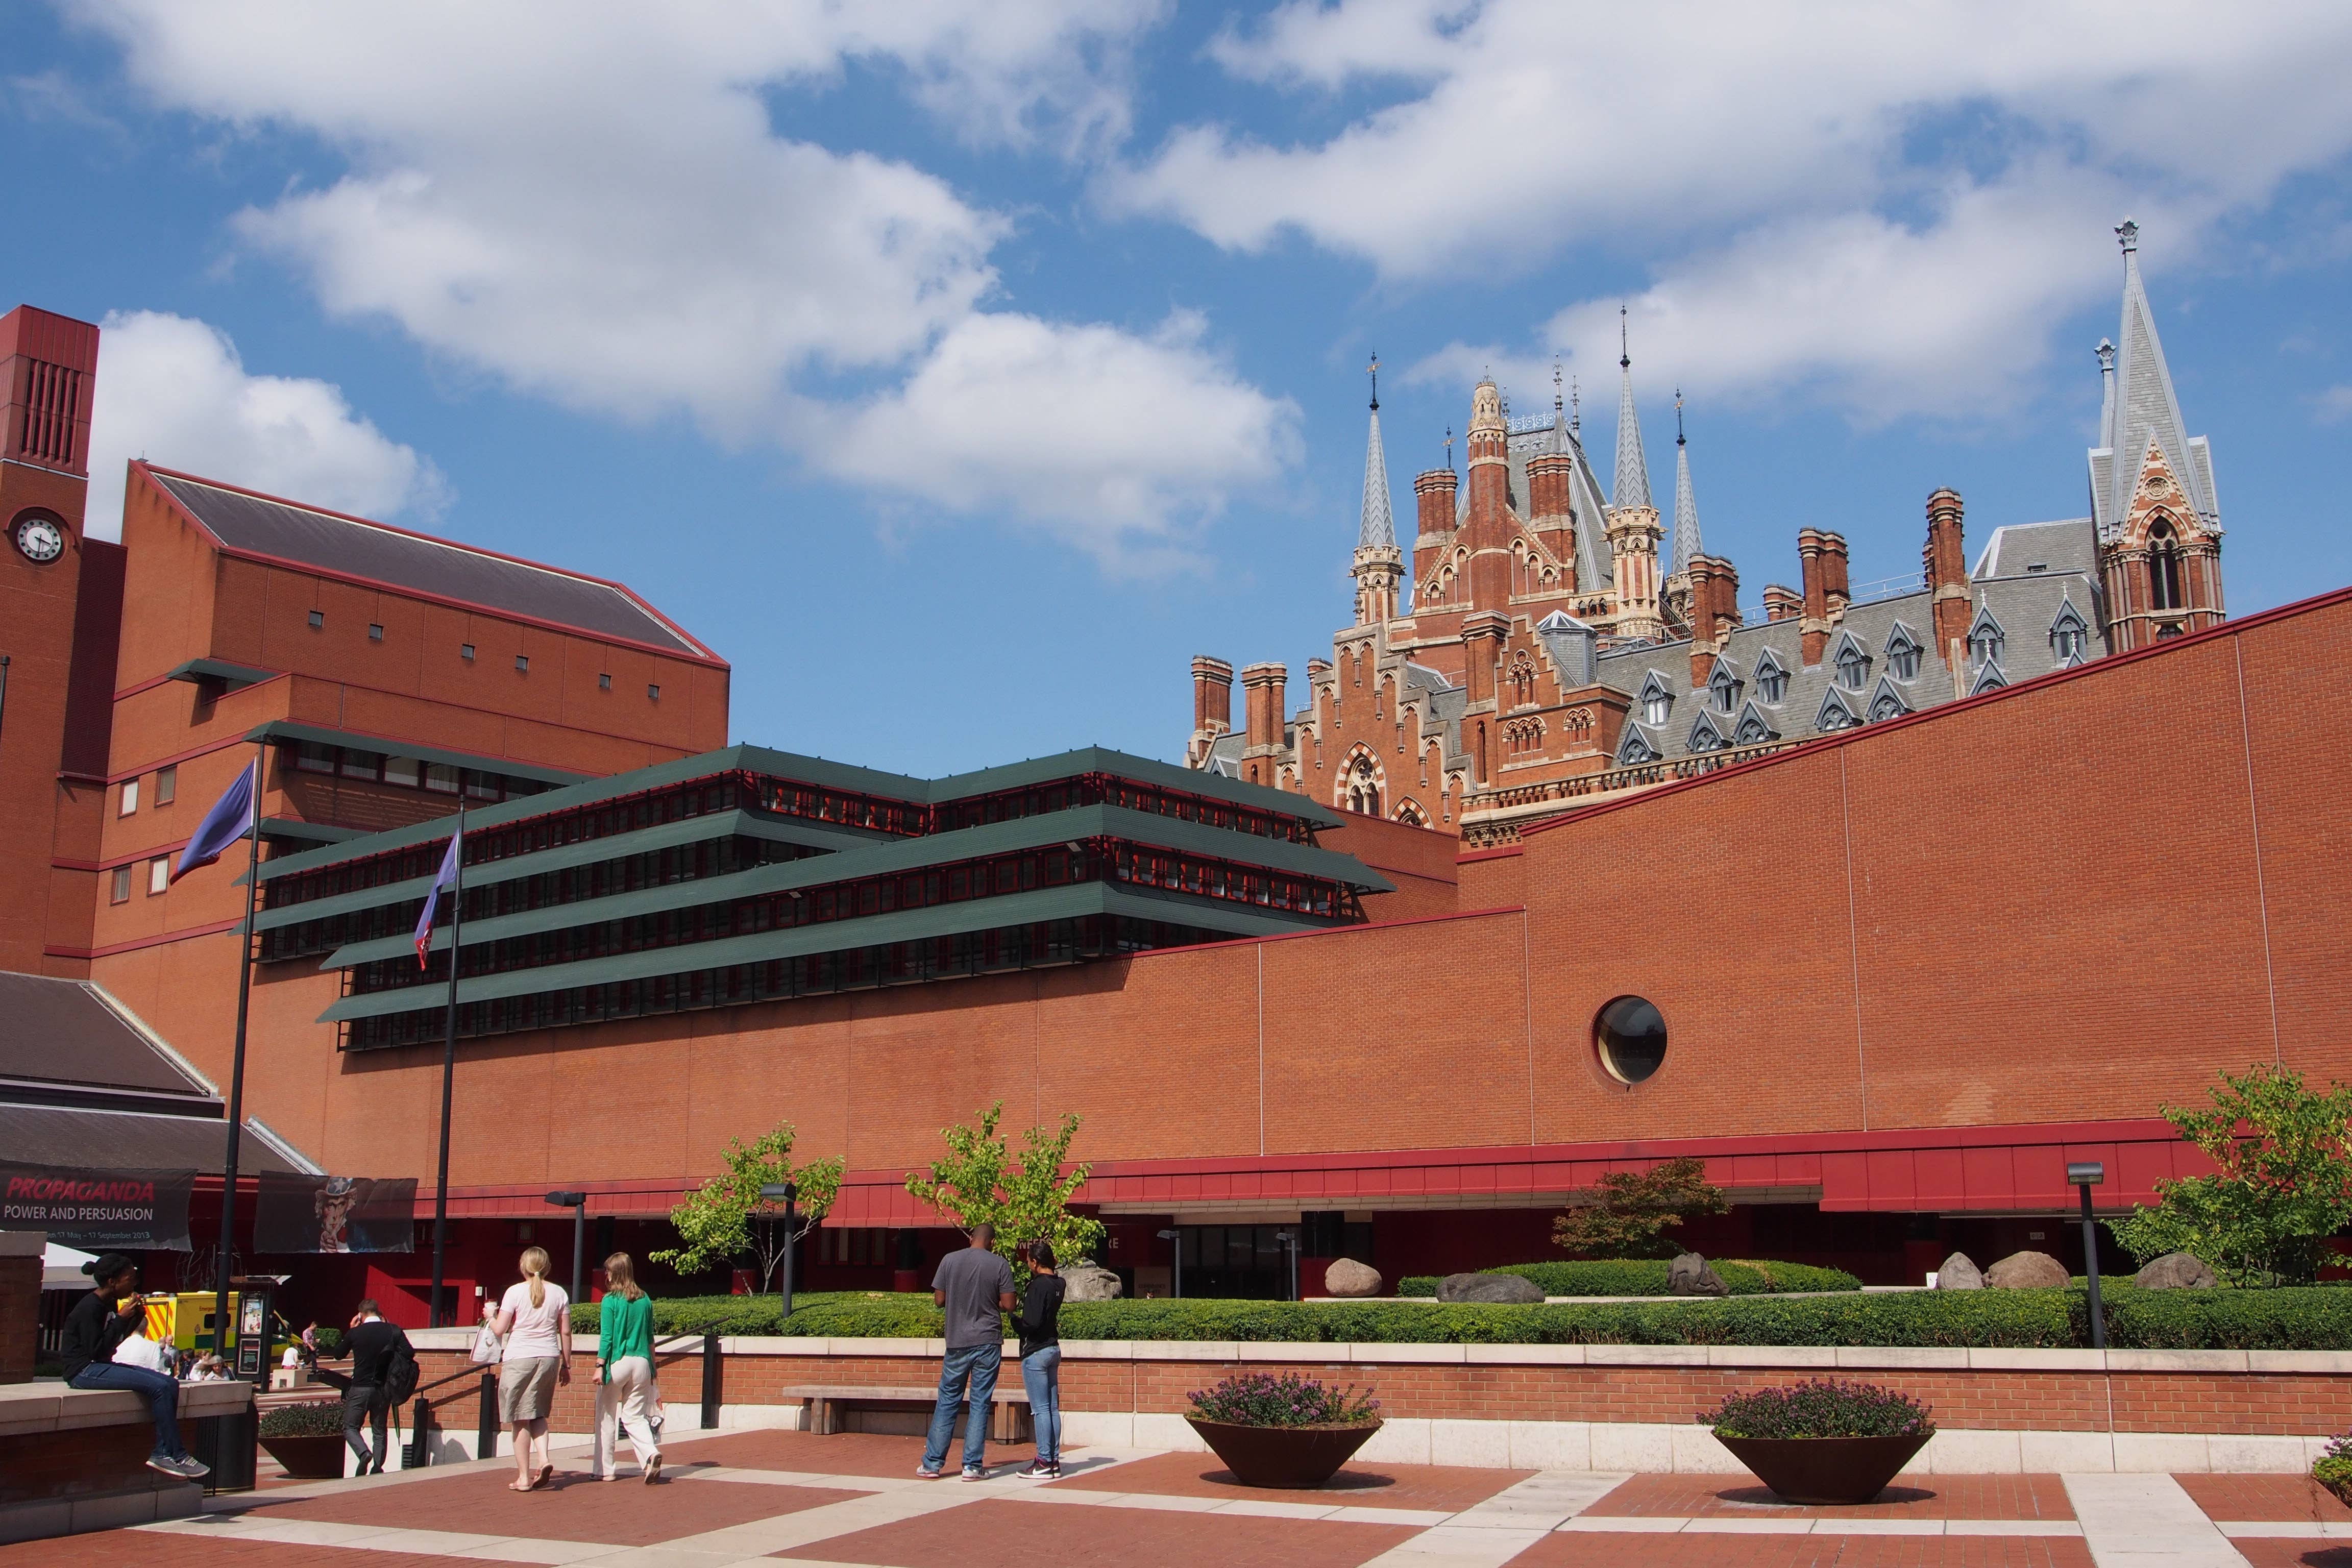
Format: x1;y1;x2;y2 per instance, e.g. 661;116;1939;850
537;1464;554;1488
643;1454;662;1484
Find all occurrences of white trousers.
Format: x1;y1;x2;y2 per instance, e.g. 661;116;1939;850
593;1357;660;1476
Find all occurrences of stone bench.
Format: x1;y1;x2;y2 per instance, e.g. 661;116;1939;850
0;1377;254;1544
778;1382;1028;1441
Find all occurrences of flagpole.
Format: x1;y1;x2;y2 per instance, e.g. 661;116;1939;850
428;802;464;1329
211;746;263;1376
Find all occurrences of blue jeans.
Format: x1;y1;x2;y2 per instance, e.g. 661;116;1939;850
922;1341;1000;1472
69;1362;186;1460
1020;1345;1061;1465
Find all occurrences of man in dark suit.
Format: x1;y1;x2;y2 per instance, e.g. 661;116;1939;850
337;1300;413;1476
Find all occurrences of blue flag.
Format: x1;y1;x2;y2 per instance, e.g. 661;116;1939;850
170;760;259;884
413;824;462;969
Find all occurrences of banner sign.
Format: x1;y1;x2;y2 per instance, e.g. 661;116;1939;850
255;1173;416;1253
0;1161;194;1249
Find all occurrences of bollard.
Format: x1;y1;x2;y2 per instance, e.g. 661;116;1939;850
701;1332;722;1430
406;1397;434;1469
477;1371;498;1458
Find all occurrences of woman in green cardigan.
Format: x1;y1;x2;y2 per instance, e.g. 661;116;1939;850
593;1254;663;1482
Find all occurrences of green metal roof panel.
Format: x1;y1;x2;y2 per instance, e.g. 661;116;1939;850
166;657;277;690
315;881;1307;1024
259;818;366;846
926;745;1344;827
316;801;1382;969
248;720;596;789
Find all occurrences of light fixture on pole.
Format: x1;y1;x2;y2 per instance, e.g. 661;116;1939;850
545;1192;587;1307
2067;1161;2107;1351
1273;1229;1300;1302
1156;1229;1182;1299
760;1183;799;1319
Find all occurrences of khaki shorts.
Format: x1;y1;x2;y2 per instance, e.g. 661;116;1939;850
497;1355;559;1424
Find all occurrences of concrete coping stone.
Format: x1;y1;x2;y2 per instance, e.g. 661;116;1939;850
0;1230;46;1257
0;1378;249;1437
406;1333;2352;1377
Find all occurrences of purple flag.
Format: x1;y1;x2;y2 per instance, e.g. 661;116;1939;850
170;760;259;884
413;825;462;969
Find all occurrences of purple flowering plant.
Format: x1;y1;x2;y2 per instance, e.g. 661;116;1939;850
1699;1379;1934;1440
2315;1430;2352;1501
1187;1371;1380;1428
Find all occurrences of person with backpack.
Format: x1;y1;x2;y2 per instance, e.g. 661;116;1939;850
336;1298;416;1476
590;1253;662;1483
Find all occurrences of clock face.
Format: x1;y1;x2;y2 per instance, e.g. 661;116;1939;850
13;515;64;564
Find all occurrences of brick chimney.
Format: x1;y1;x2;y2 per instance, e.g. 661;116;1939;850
1923;488;1969;679
1239;662;1288;787
1798;529;1830;665
1524;451;1578;595
1412;468;1458;605
1191;656;1233;734
1685;555;1741;684
1820;531;1850;617
1762;583;1802;622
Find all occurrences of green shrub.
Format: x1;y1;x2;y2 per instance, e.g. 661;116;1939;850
1701;1379;1934;1439
1394;1259;1862;1298
2315;1432;2352;1502
568;1283;2352;1350
1187;1371;1379;1427
258;1400;346;1438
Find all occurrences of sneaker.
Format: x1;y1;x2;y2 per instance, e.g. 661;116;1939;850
961;1464;987;1482
916;1463;946;1479
149;1455;209;1480
1014;1461;1055;1480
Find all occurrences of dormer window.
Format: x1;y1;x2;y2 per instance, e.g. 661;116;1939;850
1687;713;1728;754
1817;692;1859;732
2050;599;2090;667
1967;604;2005;668
1707;660;1742;714
1885;623;1922;682
1833;636;1870;691
1867;677;1911;724
1754;649;1789;704
1637;671;1674;727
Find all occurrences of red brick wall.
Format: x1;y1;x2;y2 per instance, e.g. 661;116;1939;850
0;1255;37;1383
0;1423;176;1505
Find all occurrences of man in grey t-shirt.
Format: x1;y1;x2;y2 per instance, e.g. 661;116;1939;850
919;1224;1016;1479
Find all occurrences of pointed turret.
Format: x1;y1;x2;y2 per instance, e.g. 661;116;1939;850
1611;308;1654;513
1670;393;1702;575
2092;219;2218;537
1351;355;1405;624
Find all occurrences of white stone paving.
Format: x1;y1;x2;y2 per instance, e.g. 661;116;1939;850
2063;1473;2253;1568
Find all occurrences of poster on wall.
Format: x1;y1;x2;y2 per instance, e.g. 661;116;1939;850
0;1161;194;1248
255;1173;417;1253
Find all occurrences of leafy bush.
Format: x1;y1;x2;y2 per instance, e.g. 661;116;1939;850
2315;1432;2352;1503
1701;1379;1934;1439
311;1326;345;1358
1393;1260;1863;1298
570;1283;2352;1350
258;1400;347;1438
1554;1156;1730;1259
1187;1371;1379;1427
2110;1064;2352;1286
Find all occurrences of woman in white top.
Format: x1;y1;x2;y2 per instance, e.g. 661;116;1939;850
491;1246;571;1492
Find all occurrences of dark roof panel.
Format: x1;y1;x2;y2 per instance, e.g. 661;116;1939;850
0;973;210;1097
0;1104;307;1175
150;470;711;660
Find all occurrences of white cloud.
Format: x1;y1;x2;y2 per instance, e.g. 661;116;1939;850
2316;386;2352;425
1112;0;2352;420
74;1;1270;566
86;311;445;541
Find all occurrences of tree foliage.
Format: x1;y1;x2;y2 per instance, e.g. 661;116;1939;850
2111;1064;2352;1286
904;1102;1105;1277
1551;1156;1729;1260
651;1122;844;1292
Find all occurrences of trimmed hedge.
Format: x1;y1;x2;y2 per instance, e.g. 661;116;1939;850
569;1283;2352;1349
1393;1259;1864;1298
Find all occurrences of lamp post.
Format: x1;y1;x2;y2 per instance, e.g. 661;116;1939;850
760;1183;798;1319
545;1192;586;1307
1273;1229;1299;1302
1156;1229;1182;1299
2068;1161;2107;1351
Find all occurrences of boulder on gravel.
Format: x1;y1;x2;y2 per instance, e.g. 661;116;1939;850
1934;1252;1984;1290
1668;1252;1729;1297
1324;1258;1383;1297
1060;1261;1124;1301
2133;1252;2217;1290
1436;1271;1544;1305
1984;1250;2069;1289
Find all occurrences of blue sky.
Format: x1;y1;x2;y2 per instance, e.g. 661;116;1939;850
6;2;2349;775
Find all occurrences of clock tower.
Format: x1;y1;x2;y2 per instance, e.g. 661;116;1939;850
0;304;120;975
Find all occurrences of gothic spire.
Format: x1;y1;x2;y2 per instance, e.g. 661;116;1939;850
1671;390;1702;573
1612;306;1654;512
1357;353;1396;549
2093;218;2218;537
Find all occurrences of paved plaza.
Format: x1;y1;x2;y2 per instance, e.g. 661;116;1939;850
3;1427;2347;1567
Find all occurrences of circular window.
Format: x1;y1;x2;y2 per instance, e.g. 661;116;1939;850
1595;995;1667;1084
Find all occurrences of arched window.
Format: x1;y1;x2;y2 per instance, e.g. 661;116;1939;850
1834;639;1870;691
2149;519;2184;611
1345;754;1380;816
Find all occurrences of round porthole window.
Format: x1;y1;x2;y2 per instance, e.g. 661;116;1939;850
1595;995;1667;1084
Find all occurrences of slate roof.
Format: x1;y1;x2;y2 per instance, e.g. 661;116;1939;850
145;468;716;660
0;973;211;1101
0;1105;313;1174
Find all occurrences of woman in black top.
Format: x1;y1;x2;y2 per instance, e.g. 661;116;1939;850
59;1254;208;1480
1013;1242;1066;1479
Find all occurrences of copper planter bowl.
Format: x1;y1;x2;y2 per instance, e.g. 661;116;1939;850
1715;1431;1932;1506
259;1432;351;1480
1184;1417;1383;1489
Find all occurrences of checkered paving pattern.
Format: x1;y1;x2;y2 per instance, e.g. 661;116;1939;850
10;1423;2352;1565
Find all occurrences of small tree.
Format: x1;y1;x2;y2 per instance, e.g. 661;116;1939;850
652;1122;844;1292
904;1103;1105;1276
1552;1156;1728;1259
2112;1064;2352;1286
